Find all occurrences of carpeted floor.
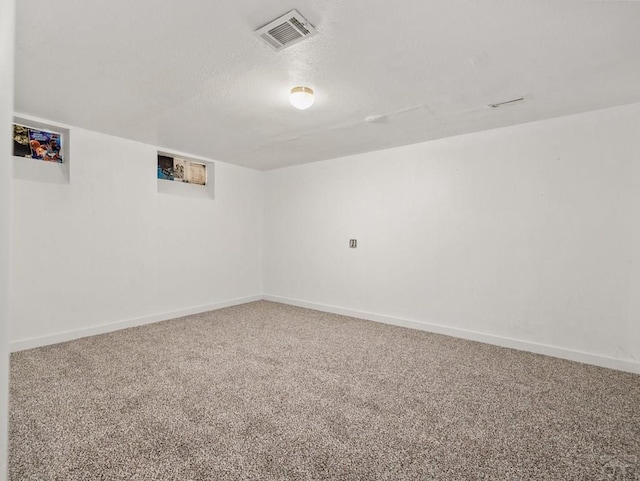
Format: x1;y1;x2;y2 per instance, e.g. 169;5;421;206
9;301;640;480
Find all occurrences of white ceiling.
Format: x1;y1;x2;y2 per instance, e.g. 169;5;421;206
14;1;640;170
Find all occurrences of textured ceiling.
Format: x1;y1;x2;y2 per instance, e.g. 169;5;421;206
14;1;640;170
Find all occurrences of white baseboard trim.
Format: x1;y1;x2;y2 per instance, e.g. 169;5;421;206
10;295;263;352
263;295;640;375
11;294;639;375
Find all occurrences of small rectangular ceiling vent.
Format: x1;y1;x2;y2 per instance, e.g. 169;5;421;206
254;9;316;51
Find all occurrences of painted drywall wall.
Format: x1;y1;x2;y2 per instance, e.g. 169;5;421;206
0;0;15;477
264;102;640;373
10;120;263;348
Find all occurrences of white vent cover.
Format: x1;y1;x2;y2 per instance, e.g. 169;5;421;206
254;9;316;51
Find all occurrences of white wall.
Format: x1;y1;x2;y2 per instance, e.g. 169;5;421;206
264;102;640;373
9;102;640;377
11;122;263;348
0;0;15;477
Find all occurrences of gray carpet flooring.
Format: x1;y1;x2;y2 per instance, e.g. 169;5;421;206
9;300;640;480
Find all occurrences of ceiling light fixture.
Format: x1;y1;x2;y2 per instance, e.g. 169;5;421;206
290;86;314;110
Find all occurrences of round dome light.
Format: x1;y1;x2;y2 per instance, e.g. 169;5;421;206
289;86;314;110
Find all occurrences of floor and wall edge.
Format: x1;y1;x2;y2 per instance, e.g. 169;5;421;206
10;295;263;352
263;295;640;375
11;294;639;375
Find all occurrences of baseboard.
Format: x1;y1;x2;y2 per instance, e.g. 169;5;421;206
10;295;263;352
263;295;640;375
11;293;639;375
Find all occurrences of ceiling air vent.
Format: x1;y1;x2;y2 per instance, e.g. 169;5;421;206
254;9;317;51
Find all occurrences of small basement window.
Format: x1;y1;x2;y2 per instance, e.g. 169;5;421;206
157;154;207;186
12;117;70;184
13;123;64;163
156;151;214;199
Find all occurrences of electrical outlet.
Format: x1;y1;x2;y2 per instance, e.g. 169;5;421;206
349;239;357;248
